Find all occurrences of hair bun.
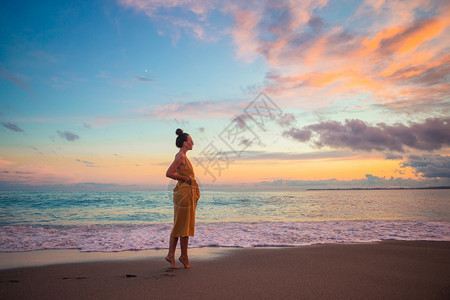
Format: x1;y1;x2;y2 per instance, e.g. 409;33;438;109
176;128;184;136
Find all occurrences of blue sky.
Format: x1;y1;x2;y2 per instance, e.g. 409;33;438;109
1;0;449;190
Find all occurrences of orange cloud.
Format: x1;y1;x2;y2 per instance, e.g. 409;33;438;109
118;0;449;113
257;1;449;111
377;18;447;56
363;26;404;52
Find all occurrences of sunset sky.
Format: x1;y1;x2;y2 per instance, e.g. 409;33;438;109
1;0;449;191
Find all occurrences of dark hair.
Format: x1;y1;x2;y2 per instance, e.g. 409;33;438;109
175;128;189;148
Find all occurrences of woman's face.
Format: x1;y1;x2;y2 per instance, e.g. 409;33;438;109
184;135;194;150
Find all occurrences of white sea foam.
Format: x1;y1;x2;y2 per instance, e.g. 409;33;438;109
1;221;449;252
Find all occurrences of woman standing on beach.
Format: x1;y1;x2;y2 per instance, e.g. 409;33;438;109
165;128;200;269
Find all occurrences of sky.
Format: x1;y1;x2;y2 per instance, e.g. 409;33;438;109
0;0;449;191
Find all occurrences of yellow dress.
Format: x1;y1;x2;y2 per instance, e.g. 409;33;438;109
171;157;200;237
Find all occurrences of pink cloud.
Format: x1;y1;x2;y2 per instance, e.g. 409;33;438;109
229;9;260;62
119;0;215;17
118;0;218;43
0;157;15;168
353;0;438;31
117;0;449;112
223;0;329;63
140;100;246;120
258;2;450;111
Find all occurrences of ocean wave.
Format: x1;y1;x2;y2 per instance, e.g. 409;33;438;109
1;221;449;252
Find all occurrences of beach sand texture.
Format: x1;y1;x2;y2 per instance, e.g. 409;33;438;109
1;241;449;300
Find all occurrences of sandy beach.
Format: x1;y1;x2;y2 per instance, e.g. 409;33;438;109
1;241;449;300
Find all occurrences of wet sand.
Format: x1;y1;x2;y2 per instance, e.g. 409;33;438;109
1;241;449;300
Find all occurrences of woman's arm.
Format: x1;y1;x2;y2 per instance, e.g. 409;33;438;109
166;154;191;184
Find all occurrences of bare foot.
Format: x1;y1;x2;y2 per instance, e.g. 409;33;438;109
179;256;192;269
165;255;180;269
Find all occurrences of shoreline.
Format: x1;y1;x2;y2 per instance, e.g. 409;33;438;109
1;241;449;299
0;247;234;270
0;239;449;270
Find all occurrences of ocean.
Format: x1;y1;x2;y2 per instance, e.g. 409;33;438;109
0;189;449;252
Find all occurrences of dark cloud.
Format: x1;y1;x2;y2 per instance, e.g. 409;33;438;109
58;130;79;141
279;32;317;62
308;15;325;34
284;117;450;152
265;70;281;81
76;159;94;164
239;138;253;148
385;153;403;160
135;75;154;82
309;119;402;151
327;30;354;44
256;173;450;189
233;114;251;129
283;127;311;142
277;113;296;127
76;159;99;168
387;54;450;87
258;0;293;42
376;97;450;115
324;30;361;57
2;122;24;132
396;117;450;150
413;62;450;86
402;155;450;178
0;63;30;91
173;118;189;126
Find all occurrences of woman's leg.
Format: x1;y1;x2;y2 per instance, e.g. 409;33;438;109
179;236;192;268
165;236;179;269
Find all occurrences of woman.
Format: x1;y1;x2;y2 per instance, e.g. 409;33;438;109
165;128;200;268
